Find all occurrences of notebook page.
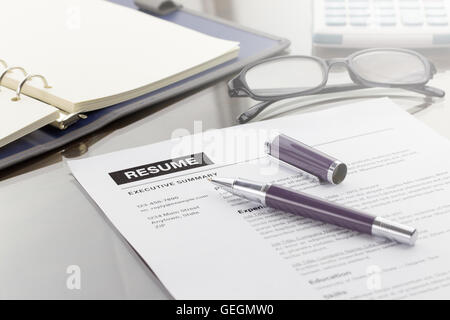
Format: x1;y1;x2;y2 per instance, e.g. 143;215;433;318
0;0;240;113
0;88;60;148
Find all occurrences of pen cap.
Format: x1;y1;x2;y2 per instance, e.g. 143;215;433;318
265;133;347;184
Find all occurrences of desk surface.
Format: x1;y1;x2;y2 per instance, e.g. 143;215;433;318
1;0;450;299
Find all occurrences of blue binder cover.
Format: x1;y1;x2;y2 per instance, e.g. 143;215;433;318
0;0;290;170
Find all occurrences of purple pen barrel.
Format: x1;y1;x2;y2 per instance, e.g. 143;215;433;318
266;184;375;234
210;178;418;246
265;133;347;184
265;184;418;245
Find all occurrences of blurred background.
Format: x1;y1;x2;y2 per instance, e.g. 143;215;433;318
178;0;312;53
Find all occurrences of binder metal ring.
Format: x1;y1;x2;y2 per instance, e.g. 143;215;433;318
12;74;52;101
0;66;26;92
0;59;7;69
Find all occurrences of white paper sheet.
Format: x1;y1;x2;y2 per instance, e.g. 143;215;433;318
68;98;450;299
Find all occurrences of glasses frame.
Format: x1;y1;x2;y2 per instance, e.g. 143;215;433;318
228;48;445;123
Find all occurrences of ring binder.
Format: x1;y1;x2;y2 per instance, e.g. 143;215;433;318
0;66;27;92
0;59;79;129
12;74;52;102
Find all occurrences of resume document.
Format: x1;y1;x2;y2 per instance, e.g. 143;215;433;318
68;99;450;299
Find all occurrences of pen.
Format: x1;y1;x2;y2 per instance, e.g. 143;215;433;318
210;177;418;246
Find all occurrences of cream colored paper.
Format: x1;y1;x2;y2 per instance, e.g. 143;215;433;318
0;87;59;148
0;0;239;113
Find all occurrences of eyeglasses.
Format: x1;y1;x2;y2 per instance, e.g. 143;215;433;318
228;48;445;124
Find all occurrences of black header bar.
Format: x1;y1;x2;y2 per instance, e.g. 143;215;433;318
109;153;213;185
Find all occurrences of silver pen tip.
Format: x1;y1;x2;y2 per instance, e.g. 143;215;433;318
409;229;419;246
209;177;235;189
372;217;418;246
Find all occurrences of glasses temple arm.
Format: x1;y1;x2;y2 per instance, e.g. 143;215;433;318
407;85;445;98
317;83;367;94
237;84;365;124
320;83;445;97
237;84;445;124
237;100;276;124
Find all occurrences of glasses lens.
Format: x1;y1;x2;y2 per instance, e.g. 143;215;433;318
351;50;429;85
245;57;325;97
